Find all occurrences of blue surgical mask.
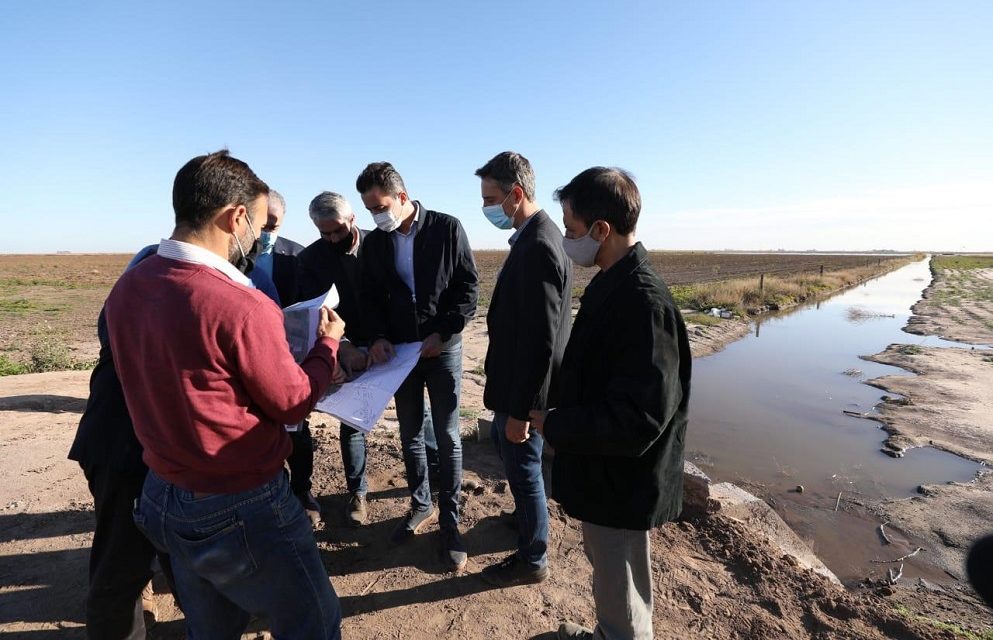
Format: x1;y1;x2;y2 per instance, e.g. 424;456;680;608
259;230;278;254
482;192;514;230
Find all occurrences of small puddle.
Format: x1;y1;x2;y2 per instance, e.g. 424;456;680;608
686;257;983;583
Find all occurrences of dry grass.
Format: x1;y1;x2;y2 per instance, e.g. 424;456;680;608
670;258;920;315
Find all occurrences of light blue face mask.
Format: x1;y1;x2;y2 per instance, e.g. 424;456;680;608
481;191;514;230
259;229;278;254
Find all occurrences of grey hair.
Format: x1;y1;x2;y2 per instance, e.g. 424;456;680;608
268;189;287;212
475;151;536;201
309;191;353;221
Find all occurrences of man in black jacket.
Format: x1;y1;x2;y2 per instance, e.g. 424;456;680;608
68;248;177;638
357;162;478;571
297;190;439;527
474;152;572;587
530;167;691;640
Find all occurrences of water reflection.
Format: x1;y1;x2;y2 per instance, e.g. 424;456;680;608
686;258;983;580
689;258;978;499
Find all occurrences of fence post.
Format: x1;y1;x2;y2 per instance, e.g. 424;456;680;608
819;265;824;277
759;273;765;293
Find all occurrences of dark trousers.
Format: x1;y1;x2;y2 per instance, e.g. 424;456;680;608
82;462;167;639
288;421;315;496
394;344;463;529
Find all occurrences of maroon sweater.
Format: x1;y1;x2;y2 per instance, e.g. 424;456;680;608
105;255;338;493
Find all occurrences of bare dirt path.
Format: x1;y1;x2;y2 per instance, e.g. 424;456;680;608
904;265;993;346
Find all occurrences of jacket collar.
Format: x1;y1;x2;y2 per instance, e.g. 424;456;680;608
579;242;648;312
509;209;545;246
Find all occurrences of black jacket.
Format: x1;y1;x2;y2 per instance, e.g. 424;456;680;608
361;203;478;345
484;210;573;421
297;229;370;346
272;236;304;307
543;243;692;530
67;309;145;473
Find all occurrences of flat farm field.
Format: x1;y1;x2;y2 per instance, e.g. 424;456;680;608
0;252;908;371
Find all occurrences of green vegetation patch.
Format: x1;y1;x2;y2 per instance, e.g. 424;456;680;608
0;354;30;376
932;255;993;271
0;324;97;376
683;312;723;327
894;603;993;640
899;345;924;356
0;298;37;313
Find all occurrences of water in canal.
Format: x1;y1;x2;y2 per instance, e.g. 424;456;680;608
686;257;982;583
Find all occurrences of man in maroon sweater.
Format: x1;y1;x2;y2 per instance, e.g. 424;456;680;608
105;150;344;640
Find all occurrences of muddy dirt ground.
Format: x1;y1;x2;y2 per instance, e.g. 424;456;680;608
2;315;987;639
1;253;989;638
0;367;980;640
857;259;993;632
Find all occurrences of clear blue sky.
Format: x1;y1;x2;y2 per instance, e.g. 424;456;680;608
2;1;991;253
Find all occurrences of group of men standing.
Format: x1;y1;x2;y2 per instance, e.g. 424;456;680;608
69;150;691;640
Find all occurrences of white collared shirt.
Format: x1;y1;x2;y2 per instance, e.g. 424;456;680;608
392;203;420;298
156;238;254;288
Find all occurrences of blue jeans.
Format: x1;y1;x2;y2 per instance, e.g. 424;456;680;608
133;470;341;640
491;412;550;568
341;405;438;497
394;343;463;529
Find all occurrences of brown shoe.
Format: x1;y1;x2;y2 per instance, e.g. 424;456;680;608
299;491;322;529
389;507;437;545
346;493;368;527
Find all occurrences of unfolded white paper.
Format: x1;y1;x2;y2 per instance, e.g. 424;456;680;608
314;341;423;432
282;287;339;363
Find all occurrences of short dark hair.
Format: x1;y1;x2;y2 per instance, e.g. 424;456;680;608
475;151;536;201
172;150;269;230
553;167;640;235
356;162;407;196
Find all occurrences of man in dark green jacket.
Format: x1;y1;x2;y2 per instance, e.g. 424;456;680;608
530;167;691;640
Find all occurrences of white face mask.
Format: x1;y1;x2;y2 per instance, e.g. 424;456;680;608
562;225;602;267
373;199;402;232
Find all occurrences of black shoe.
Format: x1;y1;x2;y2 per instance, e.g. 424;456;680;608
557;622;595;639
480;553;549;587
345;493;368;527
501;508;518;530
441;526;468;571
389;507;437;545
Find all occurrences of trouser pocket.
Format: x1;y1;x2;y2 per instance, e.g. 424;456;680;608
173;516;258;586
